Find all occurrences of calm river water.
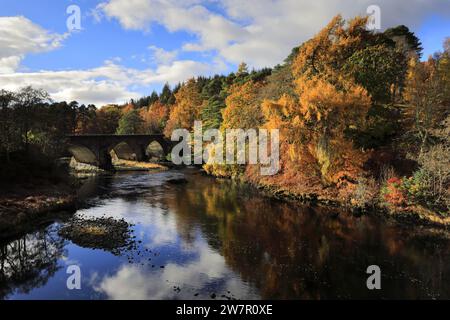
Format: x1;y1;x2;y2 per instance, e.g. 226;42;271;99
1;169;449;299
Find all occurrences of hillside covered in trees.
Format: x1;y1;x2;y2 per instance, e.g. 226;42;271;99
1;15;449;222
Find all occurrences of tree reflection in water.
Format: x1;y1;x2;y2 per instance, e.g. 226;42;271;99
1;170;449;299
160;174;450;299
0;226;65;299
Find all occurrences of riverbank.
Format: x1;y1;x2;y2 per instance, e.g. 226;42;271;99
113;159;168;171
259;182;450;228
5;167;450;299
204;169;450;230
0;181;76;238
1;165;448;241
0;161;170;239
70;157;169;172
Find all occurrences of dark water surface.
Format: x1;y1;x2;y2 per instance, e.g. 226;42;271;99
1;169;450;300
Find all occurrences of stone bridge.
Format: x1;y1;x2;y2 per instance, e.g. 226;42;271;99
67;134;173;170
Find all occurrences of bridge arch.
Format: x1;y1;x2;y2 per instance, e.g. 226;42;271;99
68;144;98;166
110;141;138;161
66;134;174;171
146;140;165;162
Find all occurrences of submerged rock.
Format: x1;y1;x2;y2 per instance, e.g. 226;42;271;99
59;216;135;255
166;177;188;185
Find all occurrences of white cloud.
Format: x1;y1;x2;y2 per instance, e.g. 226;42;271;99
0;15;228;106
0;56;22;74
98;0;450;68
3;2;448;106
148;45;178;65
0;56;226;106
0;16;68;73
147;58;226;84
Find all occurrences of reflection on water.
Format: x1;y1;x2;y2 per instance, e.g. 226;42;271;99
0;226;65;299
1;169;450;299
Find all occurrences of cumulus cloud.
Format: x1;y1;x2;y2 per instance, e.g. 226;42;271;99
3;1;448;105
98;0;450;68
0;16;68;73
0;58;227;106
0;15;228;106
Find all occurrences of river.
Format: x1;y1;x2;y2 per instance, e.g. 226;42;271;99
1;169;449;299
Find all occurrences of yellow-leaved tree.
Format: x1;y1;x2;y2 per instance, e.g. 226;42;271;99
140;100;169;134
164;78;204;137
261;15;372;186
205;81;264;178
221;81;264;130
403;56;443;153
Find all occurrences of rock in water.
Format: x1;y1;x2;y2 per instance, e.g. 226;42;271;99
59;217;135;255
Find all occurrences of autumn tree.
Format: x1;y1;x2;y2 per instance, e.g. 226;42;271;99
237;62;249;77
292;15;409;105
292;15;372;81
438;37;450;104
164;78;203;137
299;76;371;183
404;56;444;154
263;15;374;185
140;100;169;134
221;81;264;130
121;102;135;114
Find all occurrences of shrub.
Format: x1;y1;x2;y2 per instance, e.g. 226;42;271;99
350;176;379;209
403;144;450;212
379;165;396;184
380;177;407;207
417;144;450;205
403;170;429;203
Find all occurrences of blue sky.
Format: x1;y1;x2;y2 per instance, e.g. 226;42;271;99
0;0;449;106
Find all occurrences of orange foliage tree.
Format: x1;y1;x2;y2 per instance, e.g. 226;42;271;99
261;15;372;186
121;103;135;114
292;15;371;81
164;79;203;137
221;81;264;130
140;100;169;134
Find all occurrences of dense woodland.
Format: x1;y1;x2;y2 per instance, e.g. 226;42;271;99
1;15;449;216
